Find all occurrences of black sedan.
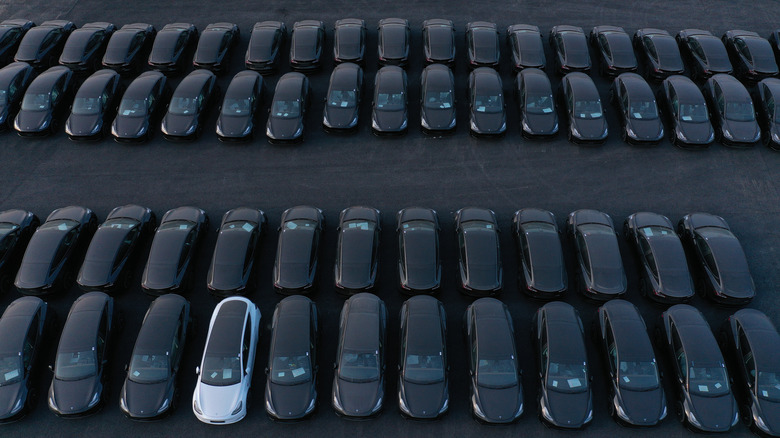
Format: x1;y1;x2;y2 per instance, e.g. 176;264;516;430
515;68;558;138
161;69;218;141
0;19;34;65
396;207;441;294
596;300;666;426
422;19;455;66
216;70;263;141
332;293;387;418
756;77;780;149
0;209;39;293
0;296;47;423
512;208;566;299
65;69;121;141
192;22;239;74
335;206;381;294
333;19;366;65
111;71;169;142
610;72;663;144
678;212;755;305
13;65;73;136
290;20;324;72
14;20;75;70
148;23;197;75
101;23;156;74
266;72;310;143
264;295;319;421
420;64;456;134
468;67;506;136
0;62;35;130
703;73;761;146
141;206;208;296
677;29;733;81
322;62;363;133
533;301;592;429
658;304;739;432
659;75;714;147
466;22;499;69
377;18;410;67
567;209;626;300
120;294;190;420
560;72;608;143
723;30;778;82
455;207;502;296
507;24;545;71
550;25;591;74
245;21;286;74
633;28;685;81
273;206;324;294
48;292;115;417
58;22;115;73
206;207;267;296
590;26;637;78
624;212;694;304
371;65;408;135
76;204;155;293
15;206;97;295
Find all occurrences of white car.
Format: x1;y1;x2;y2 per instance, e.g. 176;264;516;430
192;296;261;424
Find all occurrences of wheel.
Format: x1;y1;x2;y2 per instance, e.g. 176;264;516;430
740;404;752;425
621;128;628;143
27;387;38;409
567;129;574;143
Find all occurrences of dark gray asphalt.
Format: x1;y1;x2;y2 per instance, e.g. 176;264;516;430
1;0;780;436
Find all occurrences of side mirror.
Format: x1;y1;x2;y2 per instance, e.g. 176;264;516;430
264;367;269;375
333;362;338;370
48;364;54;373
195;366;200;375
245;367;251;375
124;364;129;372
397;364;401;372
468;369;474;377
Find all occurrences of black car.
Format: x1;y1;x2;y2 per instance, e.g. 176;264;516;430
466;22;499;69
111;71;169;142
610;72;663;144
148;23;197;75
590;26;637;77
76;204;156;293
721;309;780;437
245;21;286;74
0;62;35;130
420;64;456;134
422;19;455;66
273;206;324;294
560;72;608;143
723;30;778;82
334;19;366;65
703;73;761;146
455;207;502;296
678;212;755;305
15;206;97;295
464;297;523;423
398;295;448;419
13;65;73;136
192;22;239;74
507;24;545;71
397;207;441;294
290;20;324;72
550;25;591;74
0;296;47;422
658;304;739;432
216;70;263;141
595;300;666;426
322;62;363;133
0;209;39;293
659;75;714;147
756;77;780;149
335;206;381;294
14;20;75;70
515;68;558;138
468;67;506;136
59;22;115;72
371;65;408;135
512;208;566;299
624;212;694;304
206;207;267;296
264;295;319;421
161;69;218;141
48;292;115;417
64;69;121;140
377;18;410;67
0;19;34;66
567;209;626;300
533;301;593;429
141;206;208;296
633;28;685;81
101;23;156;74
677;29;733;81
266;72;311;143
332;293;387;418
120;294;190;420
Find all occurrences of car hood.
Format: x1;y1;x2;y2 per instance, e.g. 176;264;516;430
679;120;713;144
626;117;663;141
195;382;242;418
401;379;446;418
722;118;760;142
524;111;558;135
51;375;100;414
758;399;780;435
267;116;302;140
122;378;172;417
112;115;148;138
335;377;382;416
0;381;24;419
689;393;736;431
472;111;505;133
66;113;102;136
267;380;313;418
421;106;455;130
162;113;196;136
546;388;591;427
571;116;607;140
15;110;50;132
217;114;252;138
324;105;358;129
373;109;406;132
476;384;521;422
619;386;665;425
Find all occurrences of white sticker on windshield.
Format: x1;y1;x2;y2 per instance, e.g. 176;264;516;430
133;371;140;377
542;108;553;113
340;101;348;107
407;356;419;365
568;378;582;388
622;376;630;383
210;372;218;378
223;369;232;379
764;390;770;397
681;116;692;121
633;112;642;118
551;380;558;387
698;385;709;392
714;382;722;389
442;103;451;108
477;106;486;112
643;227;653;237
277;372;285;377
292;368;306;377
58;223;68;231
242;223;254;232
4;370;19;380
179;225;188;230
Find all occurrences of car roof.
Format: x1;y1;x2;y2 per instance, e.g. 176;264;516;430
686;212;728;230
0;209;33;225
59;292;110;352
162;206;204;223
47;205;90;222
0;297;42;354
272;296;312;355
224;71;261;100
172;70;214;96
665;75;703;101
571;209;611;227
205;298;248;356
123;71;164;99
375;66;405;90
74;70;118;99
733;309;780;369
667;305;722;364
601;300;653;360
516;207;556;226
340;206;379;223
617;73;654;100
519;68;552;90
564;73;600;100
134;295;187;353
330;63;361;89
282;205;322;223
471;298;513;356
275;72;306;99
342;293;382;351
630;211;673;229
398;207;437;225
458;207;496;224
26;66;71;94
709;74;751;101
542;302;586;362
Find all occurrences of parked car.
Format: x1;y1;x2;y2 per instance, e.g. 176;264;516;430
266;72;311;143
322;62;363;132
756;77;780;149
677;29;733;81
567;209;626;300
610;72;663;144
702;73;761;146
723;30;778;82
335;206;381;294
216;70;263;141
507;24;545;71
371;65;408;135
14;65;73;136
396;207;441;294
193;22;239;74
14;20;75;70
333;19;366;64
59;22;115;72
560;72;608;143
0;19;34;65
550;25;591;74
377;18;410;67
161;69;218;141
206;207;267;296
658;75;714;147
272;206;325;294
633;28;685;80
514;68;558;138
289;20;324;72
512;208;566;299
0;62;35;130
64;69;121;140
422;19;455;66
245;21;286;74
101;23;156;74
111;70;169;142
148;23;197;75
420;64;455;134
590;26;637;77
468;67;506;136
455;207;502;296
466;22;500;69
0;209;39;293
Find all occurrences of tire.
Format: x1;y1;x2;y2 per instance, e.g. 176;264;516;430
621;128;628;143
675;400;685;424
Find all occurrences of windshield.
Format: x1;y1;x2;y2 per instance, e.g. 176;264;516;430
201;354;241;386
118;98;147;117
638;225;674;239
462;220;496;231
424;90;454;110
376;92;405;111
618;360;660;390
628;99;658;120
269;353;312;385
679;103;708;122
0;222;19;238
477;357;518;389
168;96;200;115
404;352;445;384
343;219;376;231
547;361;589;393
158;220;194;232
21;93;50;111
474;94;502;113
523;221;557;233
338;349;380;383
577;223;613;235
271;99;301;118
284;219;316;231
222;220;256;232
574;100;602;119
328;89;357;108
72;97;102;115
526;93;554;115
128;353;170;384
55;350;97;381
221;97;252;116
724;101;755;122
688;365;729;396
39;219;79;231
0;354;22;387
101;217;140;230
758;371;780;402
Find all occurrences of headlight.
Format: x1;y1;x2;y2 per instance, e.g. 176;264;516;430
371;118;381;131
399;118;407;130
137;123;147;136
48;391;57;410
584;408;593;423
88;391;100;408
625;126;635;138
685;401;702;428
185;124;197;135
470;118;479;132
293;125;303;137
570;124;580;137
231;401;243;415
215;123;224;136
193;398;202;415
448;117;456;129
472;393;487;420
119;395;128;412
40;118;50;129
305;397;316;414
772;132;780;144
9;397;23;415
754;403;770;432
398;393;411;415
659;402;667;420
540;397;554;423
266;126;273;137
371;396;383;414
242;124;252;136
614;396;630;422
438;396;449;414
157;398;170;414
676;127;687;142
90;124;101;134
521;119;531;132
499;121;506;132
420;116;431;130
265;396;277;415
723;128;733;140
332;391;344;411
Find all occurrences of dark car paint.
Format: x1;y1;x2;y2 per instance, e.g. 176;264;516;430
216;70;263;141
420;64;456;134
111;71;169;142
371;65;408;135
468;67;506;136
161;69;218;141
515;68;558;138
0;209;39;293
560;72;608;143
723;30;778;83
65;69;122;141
633;28;685;81
0;20;34;66
396;207;441;294
756;77;780;149
466;22;500;70
658;74;715;148
101;23;156;74
590;26;637;78
377;18;410;67
455;207;502;296
507;24;546;71
245;21;286;74
322;62;363;132
550;25;591;74
148;23;198;75
567;209;626;300
14;20;75;71
290;20;324;72
703;74;761;146
206;207;267;296
273;206;324;294
0;62;35;130
677;29;733;81
13;65;73;136
334;206;381;294
266;72;310;143
334;19;366;65
610;72;664;144
58;22;116;72
422;19;455;66
512;208;566;299
192;22;239;74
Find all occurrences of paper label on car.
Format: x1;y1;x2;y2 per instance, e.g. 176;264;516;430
242;223;254;232
698;385;708;392
714;382;722;389
223;369;232;379
292;368;305;377
568;378;582;388
622;376;630;383
4;369;19;380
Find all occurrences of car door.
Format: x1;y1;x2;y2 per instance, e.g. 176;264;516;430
638;235;659;282
670;322;687;392
619;82;630;125
539;316;549;385
23;311;39;382
241;314;252;392
737;324;757;394
97;306;108;381
643;37;658;66
693;232;719;284
575;229;591;280
604;319;618;391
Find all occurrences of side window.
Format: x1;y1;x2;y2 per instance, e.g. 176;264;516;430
309;229;319;271
41;32;57;51
170;314;183;368
242;316;251;373
398;232;406;276
51;79;62;103
694;234;719;280
566;83;573;108
22;314;39;372
639;237;658;279
671;323;687;379
644;37;658;61
112;228;137;271
599;34;611;59
177;230;196;273
738;326;755;384
519;231;532;265
130;33;144;53
86;34;101;53
540;318;549;371
605;320;617;373
458;231;467;265
174;33;187;54
736;39;751;61
619;83;629;112
8;74;19;99
714;83;725;114
371;228;379;268
766;87;775;117
97;307;108;365
243;229;257;274
52;228;77;269
470;315;478;368
670;88;679;116
219;34;230;53
576;231;591;274
556;35;565;58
